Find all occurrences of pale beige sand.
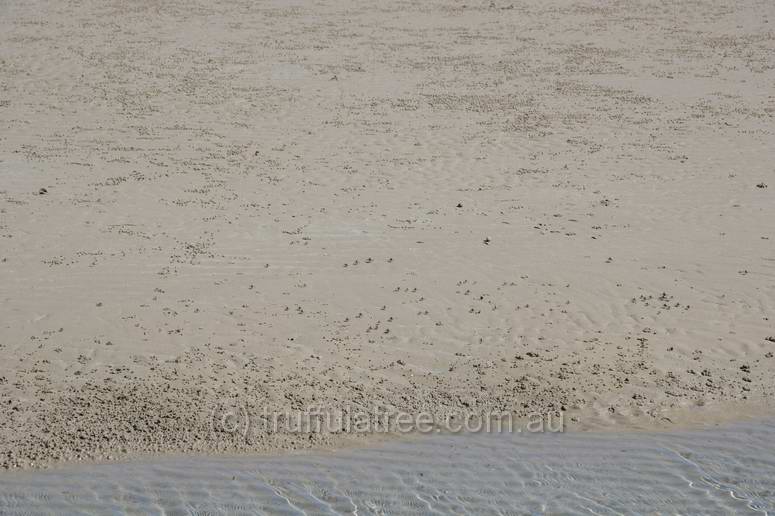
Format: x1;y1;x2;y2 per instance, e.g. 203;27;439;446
1;0;774;469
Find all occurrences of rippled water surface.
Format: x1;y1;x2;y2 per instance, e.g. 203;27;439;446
1;420;774;514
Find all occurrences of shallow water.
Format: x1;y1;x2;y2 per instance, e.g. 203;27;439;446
1;420;774;515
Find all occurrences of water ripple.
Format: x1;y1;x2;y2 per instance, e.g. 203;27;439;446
2;420;775;514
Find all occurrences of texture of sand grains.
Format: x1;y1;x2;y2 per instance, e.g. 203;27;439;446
0;0;774;468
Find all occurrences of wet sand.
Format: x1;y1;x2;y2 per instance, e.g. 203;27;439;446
1;0;774;468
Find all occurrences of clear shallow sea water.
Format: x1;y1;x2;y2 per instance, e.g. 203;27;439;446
1;420;774;515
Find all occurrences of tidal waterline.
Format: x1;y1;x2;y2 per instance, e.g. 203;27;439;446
1;419;773;514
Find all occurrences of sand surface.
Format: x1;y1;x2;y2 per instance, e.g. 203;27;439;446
1;0;774;469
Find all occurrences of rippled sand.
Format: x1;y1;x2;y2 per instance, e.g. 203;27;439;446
1;0;774;468
2;420;774;514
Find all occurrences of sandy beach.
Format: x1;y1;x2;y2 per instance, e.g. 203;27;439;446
1;0;774;469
